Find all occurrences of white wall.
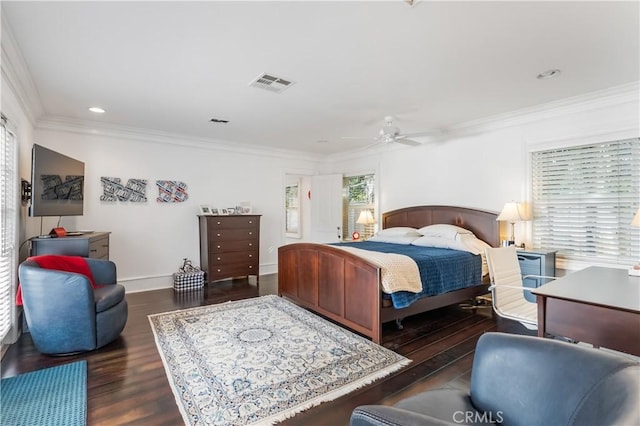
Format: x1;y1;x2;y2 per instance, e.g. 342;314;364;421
22;128;324;292
326;84;639;271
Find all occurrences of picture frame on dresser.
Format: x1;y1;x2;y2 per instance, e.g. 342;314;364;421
199;205;213;215
237;202;252;214
218;208;229;215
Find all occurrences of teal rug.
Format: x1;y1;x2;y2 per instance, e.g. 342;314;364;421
149;295;410;425
1;360;87;426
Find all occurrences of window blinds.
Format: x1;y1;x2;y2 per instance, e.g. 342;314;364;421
531;138;640;264
0;119;17;342
342;174;375;239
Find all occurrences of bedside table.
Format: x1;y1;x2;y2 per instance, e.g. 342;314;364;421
516;248;557;302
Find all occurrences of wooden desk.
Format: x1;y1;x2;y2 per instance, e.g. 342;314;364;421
30;232;110;259
532;266;640;356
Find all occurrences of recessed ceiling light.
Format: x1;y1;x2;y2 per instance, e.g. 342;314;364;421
537;69;561;80
88;107;106;113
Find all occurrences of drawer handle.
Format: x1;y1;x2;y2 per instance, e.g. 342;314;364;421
217;233;221;237
217;245;221;249
248;232;252;235
248;220;253;224
248;243;253;247
217;257;221;261
249;266;253;269
217;269;221;272
90;249;97;252
217;221;221;225
248;254;252;258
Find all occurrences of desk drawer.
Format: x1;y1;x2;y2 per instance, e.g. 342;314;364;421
88;238;109;259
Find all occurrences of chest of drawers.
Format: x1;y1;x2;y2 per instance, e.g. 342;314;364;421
199;215;260;283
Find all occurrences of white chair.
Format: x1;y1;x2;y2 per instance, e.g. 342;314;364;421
484;246;555;330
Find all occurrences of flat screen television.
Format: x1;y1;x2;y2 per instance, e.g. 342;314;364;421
29;144;85;217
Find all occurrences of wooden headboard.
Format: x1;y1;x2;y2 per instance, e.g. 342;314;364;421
382;205;500;247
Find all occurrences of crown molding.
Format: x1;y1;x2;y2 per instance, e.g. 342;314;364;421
450;81;640;134
0;13;42;126
36;116;327;163
328;82;640;163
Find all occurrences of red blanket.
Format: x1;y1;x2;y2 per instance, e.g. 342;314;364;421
16;255;97;306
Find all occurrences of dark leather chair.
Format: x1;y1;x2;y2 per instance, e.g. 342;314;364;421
18;257;128;355
351;333;639;426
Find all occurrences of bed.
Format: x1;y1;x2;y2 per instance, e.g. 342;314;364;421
278;205;501;343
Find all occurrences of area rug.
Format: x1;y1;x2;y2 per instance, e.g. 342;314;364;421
149;295;410;425
0;360;87;426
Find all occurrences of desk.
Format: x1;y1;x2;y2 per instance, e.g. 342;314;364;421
532;266;640;356
30;232;110;259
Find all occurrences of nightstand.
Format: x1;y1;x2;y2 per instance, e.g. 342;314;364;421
516;248;557;302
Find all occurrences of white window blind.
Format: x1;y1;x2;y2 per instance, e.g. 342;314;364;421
531;138;640;264
0;117;17;342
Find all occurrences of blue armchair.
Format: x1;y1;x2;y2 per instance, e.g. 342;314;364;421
18;256;128;355
351;333;639;426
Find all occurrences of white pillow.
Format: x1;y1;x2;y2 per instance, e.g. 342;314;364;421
375;227;422;237
411;234;490;255
367;235;420;245
458;233;491;255
418;224;475;240
411;236;468;251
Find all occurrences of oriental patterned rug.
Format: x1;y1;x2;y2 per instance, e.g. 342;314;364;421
149;295;409;425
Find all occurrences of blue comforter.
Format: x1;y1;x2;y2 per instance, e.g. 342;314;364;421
334;241;482;309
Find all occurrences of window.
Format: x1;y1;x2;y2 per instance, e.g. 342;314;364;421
0;116;17;343
342;174;376;239
285;182;300;237
531;138;640;264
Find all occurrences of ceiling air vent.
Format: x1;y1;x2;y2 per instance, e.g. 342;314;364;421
249;73;295;93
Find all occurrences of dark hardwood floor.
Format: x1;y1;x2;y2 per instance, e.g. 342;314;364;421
1;275;533;425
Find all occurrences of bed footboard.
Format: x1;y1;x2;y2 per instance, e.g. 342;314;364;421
278;243;383;343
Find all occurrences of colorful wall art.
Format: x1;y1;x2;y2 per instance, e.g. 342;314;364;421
156;180;188;203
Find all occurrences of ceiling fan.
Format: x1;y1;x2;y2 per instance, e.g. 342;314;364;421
342;116;438;147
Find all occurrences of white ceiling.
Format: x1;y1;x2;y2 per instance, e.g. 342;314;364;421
2;1;639;155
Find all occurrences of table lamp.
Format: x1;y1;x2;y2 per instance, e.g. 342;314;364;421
356;210;377;239
496;201;525;246
630;207;640;276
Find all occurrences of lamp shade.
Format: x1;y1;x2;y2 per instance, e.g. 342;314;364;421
496;202;524;222
356;210;376;225
632;208;640;227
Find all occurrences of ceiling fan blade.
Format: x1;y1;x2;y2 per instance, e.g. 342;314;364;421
395;138;422;146
398;130;441;138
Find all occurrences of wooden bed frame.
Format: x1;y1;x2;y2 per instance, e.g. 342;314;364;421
278;205;500;343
